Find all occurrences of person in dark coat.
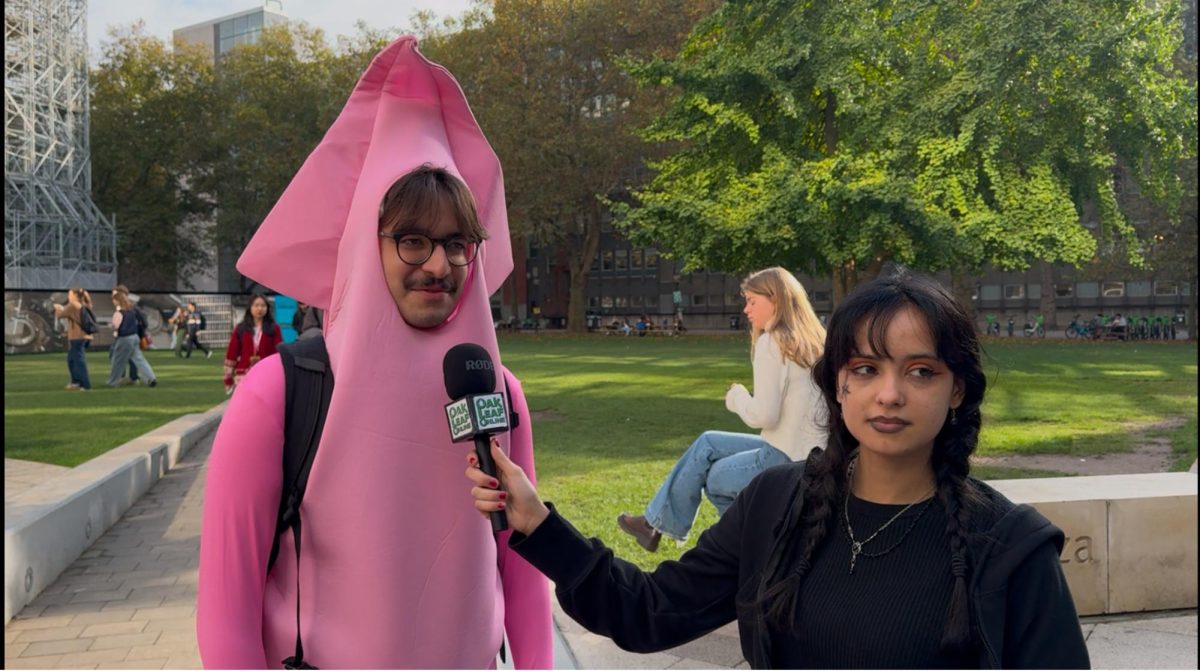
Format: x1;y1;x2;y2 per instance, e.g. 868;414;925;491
466;272;1089;669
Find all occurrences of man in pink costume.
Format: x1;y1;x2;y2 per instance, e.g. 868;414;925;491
197;36;553;669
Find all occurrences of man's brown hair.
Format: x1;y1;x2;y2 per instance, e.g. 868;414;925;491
378;164;488;242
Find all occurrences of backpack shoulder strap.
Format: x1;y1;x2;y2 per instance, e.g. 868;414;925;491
268;334;334;573
505;380;520;430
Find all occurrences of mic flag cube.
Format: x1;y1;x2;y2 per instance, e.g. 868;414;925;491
445;392;510;442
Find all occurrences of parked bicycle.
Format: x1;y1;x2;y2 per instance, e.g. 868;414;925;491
1064;315;1093;339
984;314;1001;336
1023;314;1046;338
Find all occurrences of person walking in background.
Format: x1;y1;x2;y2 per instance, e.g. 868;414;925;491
467;272;1090;668
618;267;828;551
184;301;212;358
291;301;308;337
108;285;142;384
222;294;283;394
53;288;96;390
107;288;157;388
168;303;188;357
293;301;323;340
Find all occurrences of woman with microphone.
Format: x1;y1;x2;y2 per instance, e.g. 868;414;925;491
465;272;1089;668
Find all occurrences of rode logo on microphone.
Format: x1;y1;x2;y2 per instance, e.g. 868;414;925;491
465;359;493;372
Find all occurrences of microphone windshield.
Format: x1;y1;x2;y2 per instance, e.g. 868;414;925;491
443;343;496;399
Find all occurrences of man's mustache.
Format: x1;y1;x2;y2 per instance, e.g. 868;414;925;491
405;276;457;292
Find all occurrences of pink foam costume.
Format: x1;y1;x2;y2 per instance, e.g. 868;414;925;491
196;36;553;669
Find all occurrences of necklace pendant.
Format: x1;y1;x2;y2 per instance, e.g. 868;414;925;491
849;542;861;575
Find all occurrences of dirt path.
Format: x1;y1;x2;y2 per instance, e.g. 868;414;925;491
973;417;1188;476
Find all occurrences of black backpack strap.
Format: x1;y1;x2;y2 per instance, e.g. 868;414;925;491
505;384;520;430
271;334;333;670
269;334;333;570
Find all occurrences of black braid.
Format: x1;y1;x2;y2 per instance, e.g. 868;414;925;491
935;466;977;653
933;385;985;653
756;445;848;629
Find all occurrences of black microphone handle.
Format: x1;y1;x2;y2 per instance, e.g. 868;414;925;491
473;433;509;533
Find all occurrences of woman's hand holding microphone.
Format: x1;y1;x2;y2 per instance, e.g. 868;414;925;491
465;437;550;535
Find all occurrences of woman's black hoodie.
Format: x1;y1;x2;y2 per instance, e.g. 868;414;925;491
510;461;1090;669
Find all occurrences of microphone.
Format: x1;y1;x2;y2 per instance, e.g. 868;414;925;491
443;343;509;533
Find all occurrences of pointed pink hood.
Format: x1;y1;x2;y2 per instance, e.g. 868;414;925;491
232;36;532;668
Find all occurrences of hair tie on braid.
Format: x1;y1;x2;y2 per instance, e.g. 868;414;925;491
950;552;967;578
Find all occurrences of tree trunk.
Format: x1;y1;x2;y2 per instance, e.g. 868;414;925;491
510;234;524;322
831;256;892;308
823;91;838;156
565;206;602;334
950;267;977;321
1189;273;1198;342
832;261;853;307
1039;261;1057;330
510;274;521;323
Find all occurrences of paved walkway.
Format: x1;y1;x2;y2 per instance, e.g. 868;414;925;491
5;438;209;669
5;435;1197;670
555;608;1199;669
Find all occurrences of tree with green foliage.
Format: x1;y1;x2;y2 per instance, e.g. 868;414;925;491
422;0;717;332
92;21;392;292
196;24;343;292
617;0;1197;306
91;23;216;290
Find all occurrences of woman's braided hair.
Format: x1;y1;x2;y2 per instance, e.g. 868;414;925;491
755;271;987;653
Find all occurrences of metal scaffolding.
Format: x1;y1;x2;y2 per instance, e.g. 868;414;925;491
5;0;116;290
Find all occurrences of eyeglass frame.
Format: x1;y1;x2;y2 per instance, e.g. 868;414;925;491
378;230;480;267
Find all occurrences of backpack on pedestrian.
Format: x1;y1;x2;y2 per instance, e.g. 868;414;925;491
79;306;99;335
134;308;151;350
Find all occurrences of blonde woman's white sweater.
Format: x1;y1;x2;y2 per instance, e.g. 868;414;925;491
724;332;828;461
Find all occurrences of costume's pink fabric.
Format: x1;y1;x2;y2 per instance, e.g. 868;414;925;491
197;35;552;669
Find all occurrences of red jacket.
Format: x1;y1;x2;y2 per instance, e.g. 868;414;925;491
223;322;283;387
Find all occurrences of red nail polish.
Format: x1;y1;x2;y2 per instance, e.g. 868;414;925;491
498;502;506;509
490;479;499;488
498;492;507;500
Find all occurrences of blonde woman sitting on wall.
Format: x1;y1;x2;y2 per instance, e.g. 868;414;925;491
618;267;828;551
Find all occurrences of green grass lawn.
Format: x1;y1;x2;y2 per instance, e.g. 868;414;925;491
492;335;1197;569
4;350;229;466
5;335;1196;570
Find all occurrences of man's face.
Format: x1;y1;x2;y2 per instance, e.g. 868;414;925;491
380;209;469;328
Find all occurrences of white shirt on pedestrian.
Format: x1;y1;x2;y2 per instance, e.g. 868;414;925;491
725;331;828;461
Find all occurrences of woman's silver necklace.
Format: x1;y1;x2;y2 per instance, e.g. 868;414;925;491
842;457;936;575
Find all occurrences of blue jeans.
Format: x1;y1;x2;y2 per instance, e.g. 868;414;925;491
67;339;91;389
107;335;156;386
644;431;791;541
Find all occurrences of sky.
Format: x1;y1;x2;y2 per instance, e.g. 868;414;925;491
86;0;476;57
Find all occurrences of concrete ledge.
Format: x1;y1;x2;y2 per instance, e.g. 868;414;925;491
990;473;1198;615
3;403;226;624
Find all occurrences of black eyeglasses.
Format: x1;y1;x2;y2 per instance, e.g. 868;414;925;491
378;232;479;267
